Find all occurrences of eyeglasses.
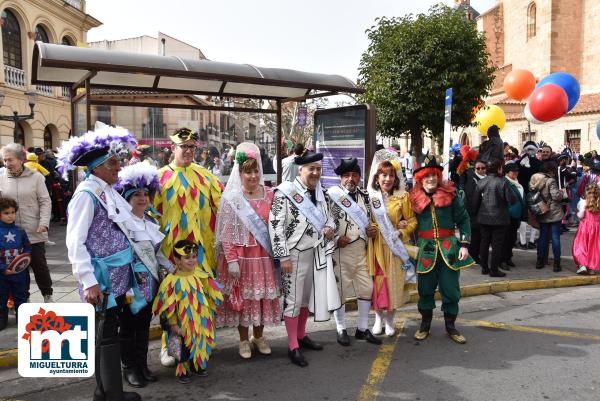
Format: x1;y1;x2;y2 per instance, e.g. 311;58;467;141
177;144;197;152
174;128;199;142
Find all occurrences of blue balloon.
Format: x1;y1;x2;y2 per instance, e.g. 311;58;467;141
597;120;600;141
537;72;580;112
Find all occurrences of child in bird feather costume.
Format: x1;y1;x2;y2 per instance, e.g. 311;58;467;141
152;239;223;382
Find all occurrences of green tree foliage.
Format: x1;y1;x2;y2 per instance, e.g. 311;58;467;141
358;4;495;156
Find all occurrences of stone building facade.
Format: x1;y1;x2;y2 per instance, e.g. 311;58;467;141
0;0;100;148
454;0;600;154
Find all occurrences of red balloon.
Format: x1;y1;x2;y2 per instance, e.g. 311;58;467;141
529;83;568;122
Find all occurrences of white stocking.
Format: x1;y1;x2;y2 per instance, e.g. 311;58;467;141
333;305;346;333
372;310;383;335
385;310;396;336
357;300;371;331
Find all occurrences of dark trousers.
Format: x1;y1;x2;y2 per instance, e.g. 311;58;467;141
0;270;28;315
538;221;561;261
468;223;482;263
502;219;521;262
119;301;153;368
479;224;507;272
26;242;53;297
417;256;461;316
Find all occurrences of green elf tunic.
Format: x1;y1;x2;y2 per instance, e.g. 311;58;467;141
409;182;475;315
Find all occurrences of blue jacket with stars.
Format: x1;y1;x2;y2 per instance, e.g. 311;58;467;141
0;221;31;272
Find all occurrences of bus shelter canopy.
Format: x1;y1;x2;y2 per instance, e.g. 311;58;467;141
31;42;363;100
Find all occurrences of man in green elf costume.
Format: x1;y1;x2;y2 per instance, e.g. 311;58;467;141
408;155;474;344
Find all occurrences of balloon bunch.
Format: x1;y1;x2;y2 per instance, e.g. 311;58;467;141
504;69;580;124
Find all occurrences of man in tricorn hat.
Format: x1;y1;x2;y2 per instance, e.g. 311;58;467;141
269;151;341;367
328;157;381;346
409;155;474;345
62;123;141;401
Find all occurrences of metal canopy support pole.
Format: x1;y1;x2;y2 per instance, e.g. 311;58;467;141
85;78;92;131
276;100;282;184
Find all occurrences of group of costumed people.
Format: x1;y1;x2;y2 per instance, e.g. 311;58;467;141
60;122;475;401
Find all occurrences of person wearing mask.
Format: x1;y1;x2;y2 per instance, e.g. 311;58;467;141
530;161;566;272
502;162;527;269
474;159;515;277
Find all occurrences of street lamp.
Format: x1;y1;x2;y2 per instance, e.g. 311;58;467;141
0;90;37;143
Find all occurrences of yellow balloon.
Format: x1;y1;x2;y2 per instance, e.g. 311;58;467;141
474;105;506;136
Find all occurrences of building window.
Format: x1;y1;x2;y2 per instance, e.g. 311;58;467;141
96;105;112;126
565;129;581;153
14;121;24;145
527;2;536;39
61;36;75;46
43;126;53;150
521;131;537;145
144;107;164;139
35;25;50;43
1;9;22;68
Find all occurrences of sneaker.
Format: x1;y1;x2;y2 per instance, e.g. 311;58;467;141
46;241;56;246
251;336;272;355
239;340;252;359
43;295;55;303
577;266;588;275
160;347;176;367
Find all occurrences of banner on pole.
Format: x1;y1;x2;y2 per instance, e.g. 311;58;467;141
442;88;452;180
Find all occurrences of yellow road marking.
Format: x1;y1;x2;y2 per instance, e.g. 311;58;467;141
399;312;600;341
356;320;405;401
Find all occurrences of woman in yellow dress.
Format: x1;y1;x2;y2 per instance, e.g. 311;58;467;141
367;149;418;336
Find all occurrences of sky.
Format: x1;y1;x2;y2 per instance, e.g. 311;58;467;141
86;0;496;82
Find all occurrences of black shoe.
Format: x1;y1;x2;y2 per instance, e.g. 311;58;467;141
140;364;157;382
528;242;537;249
518;243;528;250
355;329;382;345
553;261;562;272
122;367;145;388
288;348;308;367
191;366;208;377
178;373;191;384
94;340;141;401
489;270;506;277
535;257;545;269
0;312;7;331
481;267;490;275
337;329;351;346
93;389;141;401
505;260;516;268
298;335;323;351
499;263;510;271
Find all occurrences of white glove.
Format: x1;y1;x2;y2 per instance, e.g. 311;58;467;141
520;156;531;168
228;261;241;279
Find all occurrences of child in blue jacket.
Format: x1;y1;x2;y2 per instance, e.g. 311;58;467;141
0;197;31;330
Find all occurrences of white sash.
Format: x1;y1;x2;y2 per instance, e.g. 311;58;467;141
369;190;410;262
222;191;273;257
328;186;369;239
278;181;326;233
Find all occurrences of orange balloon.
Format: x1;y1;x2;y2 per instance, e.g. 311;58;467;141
504;69;536;101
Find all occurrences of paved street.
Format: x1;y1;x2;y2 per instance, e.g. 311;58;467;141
2;285;600;401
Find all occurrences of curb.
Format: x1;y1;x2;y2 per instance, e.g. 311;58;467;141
1;274;598;369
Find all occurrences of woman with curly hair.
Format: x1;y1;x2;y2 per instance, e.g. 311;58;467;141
367;149;418;337
573;183;600;274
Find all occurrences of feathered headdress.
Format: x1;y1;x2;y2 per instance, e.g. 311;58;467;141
114;162;160;200
457;145;479;175
56;122;137;180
